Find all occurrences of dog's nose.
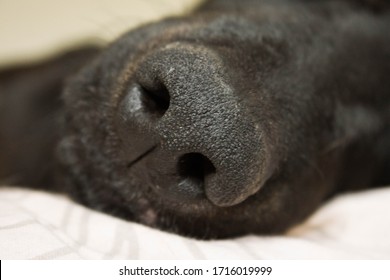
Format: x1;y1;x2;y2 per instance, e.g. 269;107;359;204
116;44;273;207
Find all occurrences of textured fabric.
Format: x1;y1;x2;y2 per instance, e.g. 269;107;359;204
0;187;389;259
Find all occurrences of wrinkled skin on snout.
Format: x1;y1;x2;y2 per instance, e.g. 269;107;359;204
1;0;390;238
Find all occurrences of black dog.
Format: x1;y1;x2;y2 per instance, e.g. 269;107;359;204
0;0;389;238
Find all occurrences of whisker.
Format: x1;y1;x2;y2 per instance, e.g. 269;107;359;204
127;145;157;168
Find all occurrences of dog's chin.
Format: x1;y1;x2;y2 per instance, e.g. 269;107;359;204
123;168;235;238
131;173;220;231
129;172;264;239
134;200;226;239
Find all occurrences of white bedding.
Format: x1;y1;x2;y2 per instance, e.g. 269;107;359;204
1;186;389;259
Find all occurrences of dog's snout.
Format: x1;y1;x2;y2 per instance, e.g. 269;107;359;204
116;44;274;207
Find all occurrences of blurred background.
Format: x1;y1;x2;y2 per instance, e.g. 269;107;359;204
0;0;202;68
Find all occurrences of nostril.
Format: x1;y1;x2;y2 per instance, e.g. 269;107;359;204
139;83;170;116
178;153;216;188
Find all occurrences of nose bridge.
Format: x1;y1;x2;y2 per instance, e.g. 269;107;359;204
156;46;239;148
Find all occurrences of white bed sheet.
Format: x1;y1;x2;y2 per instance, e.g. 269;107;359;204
1;187;389;259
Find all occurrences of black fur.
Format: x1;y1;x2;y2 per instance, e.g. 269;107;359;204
0;0;389;239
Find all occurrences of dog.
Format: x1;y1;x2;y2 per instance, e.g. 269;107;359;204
0;0;389;239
